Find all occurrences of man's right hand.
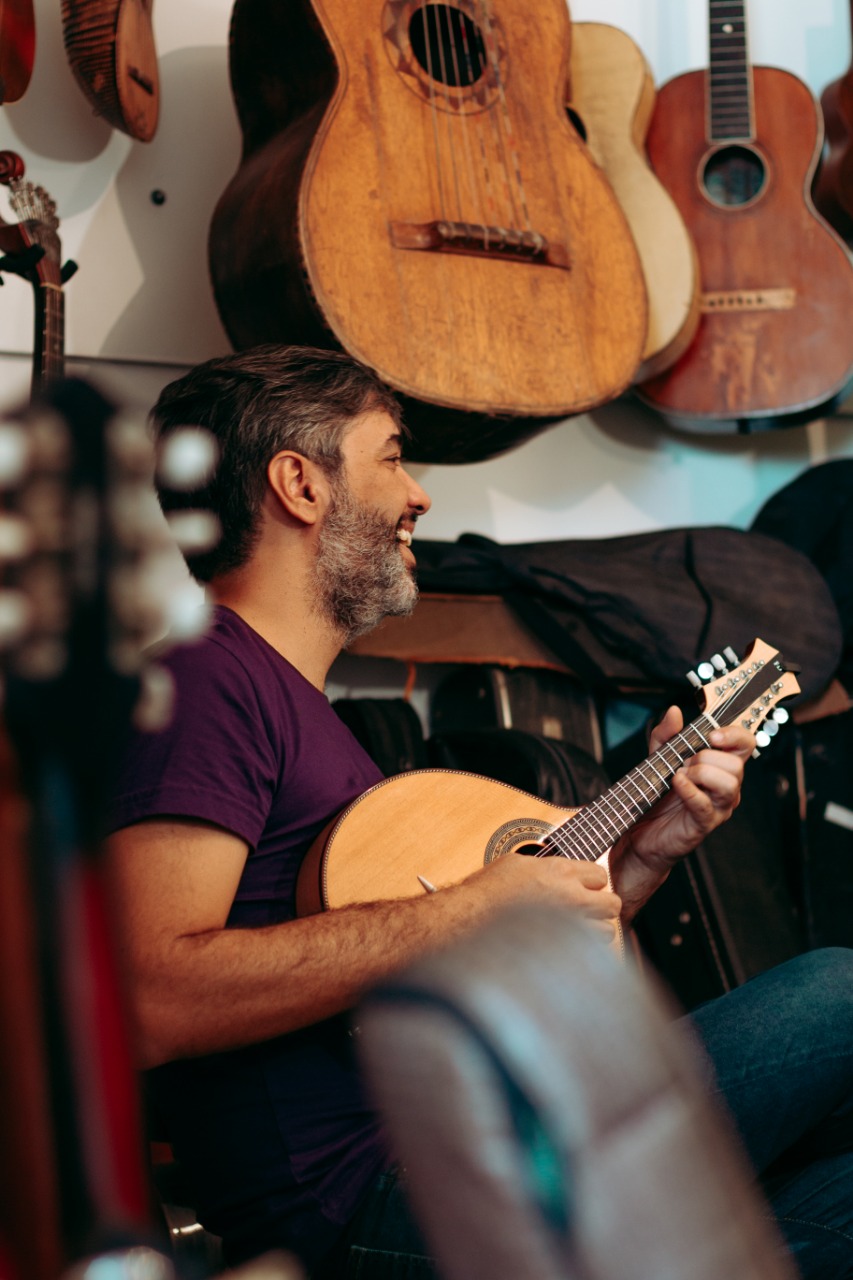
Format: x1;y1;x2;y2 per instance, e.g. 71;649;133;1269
465;853;622;941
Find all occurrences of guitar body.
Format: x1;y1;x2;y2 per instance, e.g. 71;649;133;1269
568;23;700;382
210;0;647;457
62;0;159;142
296;768;591;915
640;67;853;430
813;48;853;241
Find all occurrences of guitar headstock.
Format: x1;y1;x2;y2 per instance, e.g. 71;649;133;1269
0;379;219;837
686;638;800;753
4;177;62;285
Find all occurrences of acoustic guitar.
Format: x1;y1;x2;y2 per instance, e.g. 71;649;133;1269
61;0;159;142
638;0;853;432
0;156;76;397
812;0;853;241
210;0;648;463
567;23;700;383
0;0;35;103
296;639;799;954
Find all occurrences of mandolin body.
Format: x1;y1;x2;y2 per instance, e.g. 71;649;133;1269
210;0;648;459
640;67;853;430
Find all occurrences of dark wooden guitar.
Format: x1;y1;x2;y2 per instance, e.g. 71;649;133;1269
209;0;648;463
812;1;853;241
638;0;853;432
0;156;76;398
296;639;799;950
62;0;159;142
0;0;35;103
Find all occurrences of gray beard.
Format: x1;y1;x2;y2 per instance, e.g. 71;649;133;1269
314;484;418;644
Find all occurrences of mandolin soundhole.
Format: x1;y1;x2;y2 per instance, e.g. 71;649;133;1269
701;145;767;208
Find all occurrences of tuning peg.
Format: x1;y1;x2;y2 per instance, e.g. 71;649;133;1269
0;514;32;559
755;729;771;750
0;423;29;486
0;589;32;645
771;707;790;725
686;670;703;689
158;428;218;491
696;661;714;681
164;588;211;639
711;653;727;673
166;510;221;554
763;718;779;737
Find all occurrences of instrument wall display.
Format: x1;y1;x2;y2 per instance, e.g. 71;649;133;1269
0;0;35;103
209;0;650;464
61;0;160;142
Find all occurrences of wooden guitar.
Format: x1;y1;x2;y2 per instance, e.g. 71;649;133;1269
0;157;75;397
61;0;159;142
567;23;700;383
210;0;648;462
812;0;853;241
0;0;35;103
296;640;799;939
638;0;853;432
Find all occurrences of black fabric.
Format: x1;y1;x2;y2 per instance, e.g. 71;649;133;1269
427;729;608;810
332;698;428;776
751;459;853;688
796;710;853;950
413;528;843;701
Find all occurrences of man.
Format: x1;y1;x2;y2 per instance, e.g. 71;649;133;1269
108;345;853;1278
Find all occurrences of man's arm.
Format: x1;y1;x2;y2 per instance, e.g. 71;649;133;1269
108;819;623;1068
609;706;756;922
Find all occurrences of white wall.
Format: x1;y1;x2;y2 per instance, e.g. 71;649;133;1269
1;0;852;550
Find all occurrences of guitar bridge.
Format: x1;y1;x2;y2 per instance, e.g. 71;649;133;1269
389;220;570;270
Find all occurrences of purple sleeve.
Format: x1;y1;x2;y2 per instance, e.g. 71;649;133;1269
108;640;279;850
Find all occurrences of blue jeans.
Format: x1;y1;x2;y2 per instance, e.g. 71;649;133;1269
322;948;853;1279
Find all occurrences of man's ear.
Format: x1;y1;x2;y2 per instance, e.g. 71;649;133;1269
267;452;331;526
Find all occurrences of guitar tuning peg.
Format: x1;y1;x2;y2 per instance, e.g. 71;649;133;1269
696;661;715;681
166;510;221;554
0;514;32;560
755;729;771;750
763;719;780;737
0;589;32;645
0;423;30;486
723;646;739;665
771;707;790;725
158;427;219;491
686;670;702;689
711;653;727;672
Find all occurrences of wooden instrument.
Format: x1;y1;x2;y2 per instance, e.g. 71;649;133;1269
61;0;159;142
296;639;799;926
209;0;648;463
0;0;35;102
812;0;853;241
638;0;853;432
567;23;700;382
0;156;76;398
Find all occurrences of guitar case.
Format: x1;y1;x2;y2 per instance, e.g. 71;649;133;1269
796;710;853;950
428;728;608;810
332;697;429;777
430;665;603;763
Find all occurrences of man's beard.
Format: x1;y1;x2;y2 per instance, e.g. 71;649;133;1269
314;482;418;644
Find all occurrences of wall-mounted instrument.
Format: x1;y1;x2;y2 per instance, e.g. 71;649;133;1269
0;153;77;398
0;0;35;103
812;1;853;241
61;0;159;142
638;0;853;432
209;0;648;463
567;23;700;383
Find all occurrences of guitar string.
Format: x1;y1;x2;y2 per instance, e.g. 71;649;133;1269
431;5;465;225
457;9;496;241
477;0;534;236
440;3;483;240
421;6;449;224
474;0;521;235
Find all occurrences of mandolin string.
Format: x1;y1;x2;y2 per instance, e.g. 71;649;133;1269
421;6;449;225
477;0;533;237
441;4;483;239
458;12;496;240
428;5;463;225
475;0;519;234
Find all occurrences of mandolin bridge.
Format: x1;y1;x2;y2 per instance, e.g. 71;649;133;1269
389;220;570;269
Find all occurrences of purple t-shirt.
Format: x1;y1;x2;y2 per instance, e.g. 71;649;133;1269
108;606;388;1267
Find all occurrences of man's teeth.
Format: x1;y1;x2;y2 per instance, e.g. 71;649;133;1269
396;528;412;546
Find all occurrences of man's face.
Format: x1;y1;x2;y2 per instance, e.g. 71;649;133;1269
313;410;431;643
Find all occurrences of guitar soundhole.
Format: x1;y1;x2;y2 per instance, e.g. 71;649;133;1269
409;5;486;87
702;145;766;208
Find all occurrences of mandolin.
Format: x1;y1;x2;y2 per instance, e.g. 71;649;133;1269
0;157;76;398
638;0;853;432
209;0;648;463
567;23;700;383
812;0;853;241
61;0;159;142
0;0;35;103
296;640;799;946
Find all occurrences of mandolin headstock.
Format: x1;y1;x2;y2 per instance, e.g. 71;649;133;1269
686;637;800;754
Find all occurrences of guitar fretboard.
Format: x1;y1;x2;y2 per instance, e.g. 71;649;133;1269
541;714;717;863
708;0;753;141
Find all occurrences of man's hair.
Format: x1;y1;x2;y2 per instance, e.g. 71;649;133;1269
152;344;403;582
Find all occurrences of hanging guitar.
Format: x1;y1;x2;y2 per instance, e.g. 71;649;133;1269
61;0;160;142
812;0;853;241
638;0;853;432
296;638;800;954
209;0;648;463
0;378;217;1274
0;152;78;398
0;0;35;103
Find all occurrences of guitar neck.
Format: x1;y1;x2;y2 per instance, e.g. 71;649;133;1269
708;0;753;141
33;280;65;395
547;713;717;862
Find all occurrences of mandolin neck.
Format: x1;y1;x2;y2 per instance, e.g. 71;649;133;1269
546;713;718;863
707;0;753;141
32;280;65;395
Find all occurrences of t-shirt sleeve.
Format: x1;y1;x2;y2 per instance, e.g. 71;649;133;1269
107;638;279;850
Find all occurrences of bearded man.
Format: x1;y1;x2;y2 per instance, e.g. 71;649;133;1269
107;346;853;1280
